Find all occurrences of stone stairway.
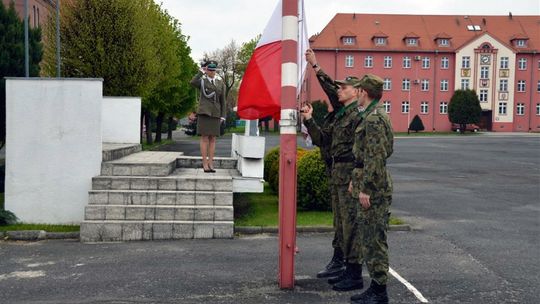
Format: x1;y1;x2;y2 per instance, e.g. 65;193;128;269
80;151;237;242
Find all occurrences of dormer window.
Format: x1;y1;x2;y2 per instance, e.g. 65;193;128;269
343;37;356;45
374;37;387;45
406;38;418;46
438;39;449;47
516;39;527;47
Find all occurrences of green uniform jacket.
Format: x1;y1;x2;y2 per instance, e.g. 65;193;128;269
190;71;226;118
352;104;394;198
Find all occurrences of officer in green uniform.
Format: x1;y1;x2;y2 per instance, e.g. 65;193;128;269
350;74;394;304
301;73;363;292
303;49;345;279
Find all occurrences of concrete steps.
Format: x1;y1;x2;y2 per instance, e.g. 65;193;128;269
80;152;235;242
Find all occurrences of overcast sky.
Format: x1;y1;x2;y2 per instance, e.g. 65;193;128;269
159;0;539;62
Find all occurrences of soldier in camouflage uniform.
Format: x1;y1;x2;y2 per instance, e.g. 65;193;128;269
350;74;394;304
304;49;345;279
301;70;364;292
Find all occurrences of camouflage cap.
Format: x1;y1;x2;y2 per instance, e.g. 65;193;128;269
355;74;384;94
334;76;360;87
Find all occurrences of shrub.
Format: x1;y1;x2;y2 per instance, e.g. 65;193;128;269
409;115;425;132
0;210;18;226
264;146;280;182
297;148;330;211
265;147;307;193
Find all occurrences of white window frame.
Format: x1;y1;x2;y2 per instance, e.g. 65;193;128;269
518;58;527;70
421;101;429;114
421;79;429;91
402;79;410;91
461;79;470;90
462;56;470;69
383;56;392;68
480;66;489;79
422;57;430;69
439;102;448;114
516;103;525;115
517;80;526;92
537;80;540;92
441;57;449;69
440;80;449;91
364;55;373;68
479;89;488;103
438;39;449;47
403;56;411;68
401;101;410;113
500;57;509;69
516;39;526;47
343;37;355;45
406;38;417;46
383;78;392;91
536;103;540;116
499;79;508;92
383;101;391;113
498;102;507;115
375;37;386;45
345;55;354;68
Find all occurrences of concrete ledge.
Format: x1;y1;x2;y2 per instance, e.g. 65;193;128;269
102;143;142;162
235;224;412;234
5;230;47;240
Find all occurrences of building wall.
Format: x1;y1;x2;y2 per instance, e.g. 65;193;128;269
2;0;55;28
102;97;142;144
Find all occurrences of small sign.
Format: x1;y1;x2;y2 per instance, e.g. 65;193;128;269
499;69;509;78
480;79;489;88
499;92;508;100
461;69;471;77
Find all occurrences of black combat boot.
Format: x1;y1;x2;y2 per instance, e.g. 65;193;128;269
350;280;388;304
332;263;363;291
317;248;345;278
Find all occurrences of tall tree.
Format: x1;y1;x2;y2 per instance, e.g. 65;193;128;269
237;34;260;78
0;1;43;150
448;89;482;134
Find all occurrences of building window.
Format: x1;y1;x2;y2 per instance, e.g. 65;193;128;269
364;56;373;68
517;80;526;92
406;38;418;46
441;57;449;69
402;79;410;91
375;37;387;45
421;79;429;91
440;80;449;91
518;58;527;70
516;103;525;115
516;39;527;47
499;79;508;92
383;78;392;91
422;57;430;69
401;101;410;113
383;101;391;113
461;79;470;90
343;37;355;45
440;102;448;114
462;56;470;68
500;57;509;69
438;39;449;47
384;56;392;68
537;103;540;115
479;90;488;103
537;80;540;92
421;101;429;114
345;55;354;68
403;56;411;68
480;66;489;79
498;102;507;115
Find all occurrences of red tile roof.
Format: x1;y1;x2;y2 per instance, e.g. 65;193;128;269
310;14;540;53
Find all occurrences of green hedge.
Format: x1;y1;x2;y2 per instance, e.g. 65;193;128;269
263;147;330;211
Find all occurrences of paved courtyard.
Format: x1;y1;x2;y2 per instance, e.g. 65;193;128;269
1;134;538;303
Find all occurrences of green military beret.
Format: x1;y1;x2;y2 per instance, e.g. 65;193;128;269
334;76;360;86
355;74;384;94
205;60;218;71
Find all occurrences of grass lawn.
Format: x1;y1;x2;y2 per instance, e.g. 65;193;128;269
142;139;174;151
234;184;404;227
0;223;80;232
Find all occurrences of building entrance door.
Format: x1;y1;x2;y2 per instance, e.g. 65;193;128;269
479;110;493;131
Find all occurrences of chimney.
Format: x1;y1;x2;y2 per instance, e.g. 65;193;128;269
509;12;513;19
482;18;486;25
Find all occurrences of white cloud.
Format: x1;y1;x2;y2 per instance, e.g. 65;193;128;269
160;0;539;62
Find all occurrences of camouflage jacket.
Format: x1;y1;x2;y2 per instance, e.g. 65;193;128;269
305;100;361;185
351;104;394;198
309;68;343;168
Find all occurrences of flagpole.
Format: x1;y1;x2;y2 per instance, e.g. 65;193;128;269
278;0;298;289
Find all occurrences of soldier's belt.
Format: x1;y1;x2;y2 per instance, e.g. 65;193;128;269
332;155;355;163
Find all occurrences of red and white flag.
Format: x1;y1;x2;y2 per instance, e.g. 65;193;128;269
237;0;309;120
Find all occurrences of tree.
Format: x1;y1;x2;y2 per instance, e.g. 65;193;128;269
0;1;43;150
448;89;482;134
408;115;425;133
237;34;260;78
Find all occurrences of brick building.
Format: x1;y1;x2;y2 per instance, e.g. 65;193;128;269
304;14;540;132
2;0;55;28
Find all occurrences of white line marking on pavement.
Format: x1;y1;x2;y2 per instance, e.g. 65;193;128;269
389;267;429;303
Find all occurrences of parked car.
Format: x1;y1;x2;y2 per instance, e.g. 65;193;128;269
451;123;479;132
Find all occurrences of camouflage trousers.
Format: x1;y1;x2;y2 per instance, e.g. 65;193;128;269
356;195;392;285
332;184;362;264
326;166;343;251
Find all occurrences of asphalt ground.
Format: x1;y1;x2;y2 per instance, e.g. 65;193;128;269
1;133;538;303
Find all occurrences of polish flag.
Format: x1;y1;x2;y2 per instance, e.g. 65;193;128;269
237;0;309;120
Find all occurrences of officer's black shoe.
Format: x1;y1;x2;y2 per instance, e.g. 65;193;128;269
316;248;345;278
350;280;388;304
332;263;363;292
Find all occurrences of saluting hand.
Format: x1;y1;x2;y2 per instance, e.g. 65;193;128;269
359;192;371;209
305;49;317;66
300;103;313;120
